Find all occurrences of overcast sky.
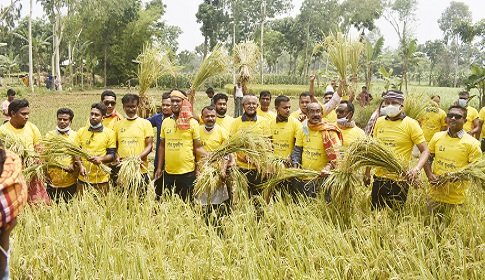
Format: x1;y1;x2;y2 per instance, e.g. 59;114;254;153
21;0;485;52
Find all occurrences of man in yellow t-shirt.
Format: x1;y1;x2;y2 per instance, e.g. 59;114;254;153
85;90;124;129
45;108;79;203
230;95;270;197
290;102;342;200
213;93;234;131
114;94;154;193
154;89;208;201
456;91;479;138
256;91;277;121
424;105;481;214
478;106;485;151
270;95;300;159
335;101;366;147
290;92;313;122
366;90;430;210
417;95;447;142
75;103;116;194
197;106;231;206
0;99;42;153
309;74;341;123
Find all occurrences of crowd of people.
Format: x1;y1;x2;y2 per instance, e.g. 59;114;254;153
1;78;484;276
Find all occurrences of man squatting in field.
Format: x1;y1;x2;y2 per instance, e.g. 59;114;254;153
424;105;481;215
365;90;430;210
290;102;343;200
75;103;116;194
44;108;79;203
154;89;208;201
114;94;154;194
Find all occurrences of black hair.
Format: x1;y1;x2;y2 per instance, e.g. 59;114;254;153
324;91;334;97
57;108;74;121
162;92;171;100
206;87;214;94
459;91;470;98
260;90;271;98
201;106;216;116
213;93;228;104
299;92;312;99
8;99;29;116
7;89;16;96
101;90;117;101
121;93;139;105
275;95;290;107
91;103;107;116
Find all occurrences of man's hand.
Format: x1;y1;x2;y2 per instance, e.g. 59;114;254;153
154;168;163;180
88;156;103;165
319;165;332;178
406;167;422;187
364;167;371;186
298;114;307;122
309;74;315;82
79;165;87;177
427;172;438;184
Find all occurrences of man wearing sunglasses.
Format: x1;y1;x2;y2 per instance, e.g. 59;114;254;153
85;90;124;129
424;105;481;215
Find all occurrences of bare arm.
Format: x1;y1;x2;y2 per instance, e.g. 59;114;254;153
470;119;483;139
154;139;165;179
309;74;317;103
139;137;153;161
193;139;208;159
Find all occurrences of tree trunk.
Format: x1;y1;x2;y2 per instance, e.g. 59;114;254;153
260;1;265;85
69;41;73;87
104;46;107;87
81;58;84;90
28;0;34;93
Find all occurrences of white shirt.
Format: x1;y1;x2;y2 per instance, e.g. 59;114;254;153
235;85;243;97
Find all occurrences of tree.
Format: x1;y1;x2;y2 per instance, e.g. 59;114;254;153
364;36;384;88
423;40;445;86
464;64;485;107
383;0;418;92
196;0;230;58
341;0;384;36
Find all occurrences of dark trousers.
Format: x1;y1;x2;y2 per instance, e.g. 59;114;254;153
240;168;264;198
290;178;330;201
156;171;196;201
481;139;485;152
371;177;409;210
46;183;77;203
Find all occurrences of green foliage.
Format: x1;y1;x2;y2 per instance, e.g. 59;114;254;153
464;64;485;107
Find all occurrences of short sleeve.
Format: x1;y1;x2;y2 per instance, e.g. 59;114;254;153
372;118;382;138
107;129;116;149
468;140;482;163
409;119;426;145
428;133;438;154
192;119;200;140
32;124;42;146
144;120;154;138
161;120;167;139
440;109;447;127
295;128;304;147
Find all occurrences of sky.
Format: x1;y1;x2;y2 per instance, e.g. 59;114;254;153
19;0;485;52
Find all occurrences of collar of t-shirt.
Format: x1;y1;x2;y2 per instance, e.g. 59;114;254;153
106;109;118;118
216;114;226;118
88;125;104;132
447;128;465;139
276;115;288;123
385;112;406;121
241;113;257;122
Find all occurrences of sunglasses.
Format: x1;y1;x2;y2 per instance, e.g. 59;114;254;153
447;113;464;120
104;101;116;106
336;109;346;114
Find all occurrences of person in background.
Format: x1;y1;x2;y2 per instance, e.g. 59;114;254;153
455;91;479;139
290;92;313;122
424;105;481;215
308;74;341;123
2;89;15;123
417;95;447;143
147;93;172;170
233;82;247;117
85;90;124;130
206;87;215;106
364;99;386;136
356;86;373;107
325;80;337;94
44;108;79;203
256;91;276;120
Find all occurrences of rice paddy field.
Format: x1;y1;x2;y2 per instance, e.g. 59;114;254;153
5;85;485;279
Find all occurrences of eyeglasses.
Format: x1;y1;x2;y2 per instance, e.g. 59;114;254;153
447;113;464;120
104;101;116;106
336;109;346;114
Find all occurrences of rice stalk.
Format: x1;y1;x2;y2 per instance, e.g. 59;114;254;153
23;162;69;184
234;41;260;85
322;169;361;205
258;168;320;202
433;157;485;189
117;156;146;193
404;92;438;120
193;161;225;200
324;32;348;82
191;43;228;91
0;129;36;164
227;166;249;204
42;136;111;174
348;40;364;80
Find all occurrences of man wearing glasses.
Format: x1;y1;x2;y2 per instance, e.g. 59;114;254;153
424;105;481;215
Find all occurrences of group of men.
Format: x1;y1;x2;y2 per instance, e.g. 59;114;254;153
0;80;483;216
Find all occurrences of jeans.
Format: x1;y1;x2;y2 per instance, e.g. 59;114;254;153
234;97;243;118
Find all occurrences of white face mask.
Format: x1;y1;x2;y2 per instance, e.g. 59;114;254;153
379;108;387;116
386;105;402;118
90;122;103;129
458;99;468;107
125;114;138;120
56;125;71;133
336;117;348;126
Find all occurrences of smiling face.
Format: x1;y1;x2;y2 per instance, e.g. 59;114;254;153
243;96;258;116
90;108;104;126
299;96;312;114
307;103;322;125
446;107;466;131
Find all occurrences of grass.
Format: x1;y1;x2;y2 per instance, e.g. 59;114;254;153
2;83;485;278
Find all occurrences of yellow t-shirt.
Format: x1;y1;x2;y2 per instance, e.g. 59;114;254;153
75;126;116;184
373;116;426;180
161;118;200;175
199;125;228;152
256;108;277;121
418;108;447;142
215;115;234;132
85;110;124;130
114;118;154;173
478;107;485;139
463;106;479;132
428;131;481;204
290;110;304;122
295;127;341;172
45;130;79;188
324;109;337;123
339;126;366;147
230;115;270;169
270;116;301;158
0;121;41;153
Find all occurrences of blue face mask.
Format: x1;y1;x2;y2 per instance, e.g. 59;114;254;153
90;122;102;129
458;99;468;107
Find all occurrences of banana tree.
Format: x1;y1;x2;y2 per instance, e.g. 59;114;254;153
464;64;485;108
